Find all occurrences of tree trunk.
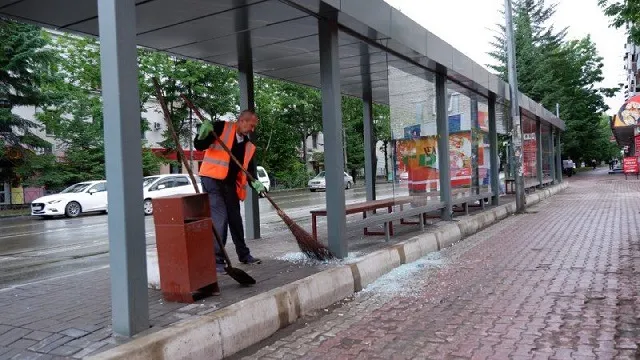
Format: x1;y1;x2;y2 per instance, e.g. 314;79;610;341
301;134;308;165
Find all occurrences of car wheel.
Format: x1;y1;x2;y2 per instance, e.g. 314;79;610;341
310;189;316;192
143;199;153;216
346;181;353;189
65;201;82;218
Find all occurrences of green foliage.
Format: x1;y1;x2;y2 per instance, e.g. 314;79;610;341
342;96;364;174
142;148;164;176
273;160;310;189
488;0;619;163
593;115;621;161
0;19;57;183
22;34;163;187
5;23;391;190
276;82;323;164
252;77;309;181
140;52;238;159
599;0;640;44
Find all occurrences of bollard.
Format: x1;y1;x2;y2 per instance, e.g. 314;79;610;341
152;193;218;303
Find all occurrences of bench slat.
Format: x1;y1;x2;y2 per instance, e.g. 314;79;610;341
310;196;415;215
451;192;493;205
347;202;445;229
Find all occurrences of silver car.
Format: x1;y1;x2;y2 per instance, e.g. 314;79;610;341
308;171;354;192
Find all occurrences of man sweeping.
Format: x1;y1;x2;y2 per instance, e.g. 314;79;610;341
194;110;265;274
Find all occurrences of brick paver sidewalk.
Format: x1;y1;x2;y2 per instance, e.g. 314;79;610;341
238;171;640;360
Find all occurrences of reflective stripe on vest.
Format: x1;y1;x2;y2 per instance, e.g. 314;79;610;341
202;157;229;167
210;124;234;151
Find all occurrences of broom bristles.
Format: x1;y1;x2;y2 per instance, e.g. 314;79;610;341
276;209;335;261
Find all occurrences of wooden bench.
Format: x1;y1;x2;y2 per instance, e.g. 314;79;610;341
310;196;423;240
345;202;445;241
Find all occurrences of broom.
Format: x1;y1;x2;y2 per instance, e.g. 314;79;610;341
180;94;335;261
153;78;256;286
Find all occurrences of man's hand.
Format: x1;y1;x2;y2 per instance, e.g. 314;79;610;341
251;180;266;193
198;119;213;140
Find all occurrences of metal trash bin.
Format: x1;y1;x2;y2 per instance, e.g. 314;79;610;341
152;193;218;303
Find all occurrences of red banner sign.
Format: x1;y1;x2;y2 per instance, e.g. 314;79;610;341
623;157;639;174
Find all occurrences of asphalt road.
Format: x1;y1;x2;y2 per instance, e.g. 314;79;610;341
0;182;402;289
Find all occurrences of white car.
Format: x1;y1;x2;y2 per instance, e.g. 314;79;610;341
256;166;271;193
31;180;108;218
142;174;202;215
308;171;353;192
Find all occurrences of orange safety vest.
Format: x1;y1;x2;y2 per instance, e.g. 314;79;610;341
199;122;256;201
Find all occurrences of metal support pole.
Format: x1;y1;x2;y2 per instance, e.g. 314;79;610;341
555;129;563;183
549;125;556;183
505;0;526;212
536;119;543;186
554;104;562;183
97;0;148;337
362;55;376;201
488;94;500;205
319;16;347;258
435;70;452;220
470;96;479;195
237;5;260;239
363;92;376;201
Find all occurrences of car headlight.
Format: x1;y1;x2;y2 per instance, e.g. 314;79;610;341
47;199;62;204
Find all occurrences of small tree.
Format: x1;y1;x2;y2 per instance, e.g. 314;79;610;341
0;20;57;184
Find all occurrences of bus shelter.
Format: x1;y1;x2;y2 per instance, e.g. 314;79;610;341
0;0;565;337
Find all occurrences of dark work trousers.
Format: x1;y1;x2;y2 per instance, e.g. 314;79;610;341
201;176;251;264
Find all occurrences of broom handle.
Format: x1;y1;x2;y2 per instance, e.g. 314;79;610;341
153;79;234;268
180;94;286;214
153;79;199;193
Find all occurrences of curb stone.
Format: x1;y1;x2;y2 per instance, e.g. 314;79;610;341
89;182;569;360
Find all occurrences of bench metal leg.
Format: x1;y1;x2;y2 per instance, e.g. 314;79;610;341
400;203;420;225
363;210;386;237
312;215;318;240
388;206;394;236
420;214;425;231
362;211;368;236
384;222;390;242
464;203;469;215
481;199;486;210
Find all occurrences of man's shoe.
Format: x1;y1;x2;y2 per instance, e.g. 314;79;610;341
241;255;262;264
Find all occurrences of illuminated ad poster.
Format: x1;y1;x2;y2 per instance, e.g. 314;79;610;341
396;136;439;193
449;132;472;187
475;131;490;185
617;94;640;126
523;132;537;177
478;110;489;132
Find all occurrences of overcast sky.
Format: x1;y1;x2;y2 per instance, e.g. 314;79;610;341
384;0;627;115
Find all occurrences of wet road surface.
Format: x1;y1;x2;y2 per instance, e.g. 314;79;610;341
0;183;400;288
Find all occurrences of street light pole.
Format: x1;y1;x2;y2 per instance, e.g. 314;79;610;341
505;0;526;213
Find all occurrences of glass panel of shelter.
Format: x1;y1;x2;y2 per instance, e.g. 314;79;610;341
387;60;440;205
